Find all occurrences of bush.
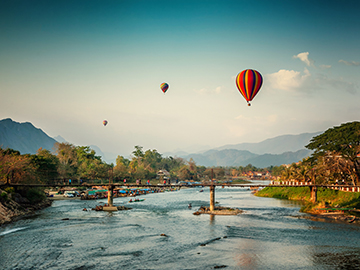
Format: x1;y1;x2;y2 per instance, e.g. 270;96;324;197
5;187;15;194
26;188;46;204
1;191;8;201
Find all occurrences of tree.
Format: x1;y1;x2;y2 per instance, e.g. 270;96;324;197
0;148;36;184
113;156;130;181
306;121;360;185
54;142;78;181
33;148;60;183
132;145;144;159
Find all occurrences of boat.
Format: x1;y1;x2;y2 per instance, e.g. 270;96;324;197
129;199;145;203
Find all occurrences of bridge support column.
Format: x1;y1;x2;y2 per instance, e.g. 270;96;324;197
310;186;317;203
108;185;114;207
210;185;215;211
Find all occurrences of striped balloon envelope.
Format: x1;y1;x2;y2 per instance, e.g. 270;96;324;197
160;83;169;94
235;69;263;106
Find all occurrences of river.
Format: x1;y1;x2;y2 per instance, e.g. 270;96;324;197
1;185;360;270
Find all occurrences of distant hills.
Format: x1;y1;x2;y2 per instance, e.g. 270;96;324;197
0;118;57;154
214;132;321;155
168;132;321;167
180;148;311;168
0;118;321;167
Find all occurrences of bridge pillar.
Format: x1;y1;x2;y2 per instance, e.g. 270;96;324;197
108;185;114;207
210;185;215;211
310;186;317;203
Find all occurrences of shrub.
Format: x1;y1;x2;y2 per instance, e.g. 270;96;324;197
26;188;46;204
5;187;15;194
1;191;8;201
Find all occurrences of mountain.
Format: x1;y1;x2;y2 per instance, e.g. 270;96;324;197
54;135;67;143
183;149;312;167
0;118;57;154
215;132;321;155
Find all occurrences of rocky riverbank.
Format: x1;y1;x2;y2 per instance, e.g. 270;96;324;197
0;188;52;226
255;187;360;225
193;206;243;215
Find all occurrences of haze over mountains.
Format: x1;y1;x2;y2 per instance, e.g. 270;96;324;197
0;118;57;154
0;118;320;167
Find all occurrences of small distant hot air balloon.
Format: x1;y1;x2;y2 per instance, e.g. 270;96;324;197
103;120;108;126
160;82;169;94
235;69;263;106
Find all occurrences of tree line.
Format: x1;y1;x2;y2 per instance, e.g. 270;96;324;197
0;142;279;185
277;121;360;185
1;121;358;185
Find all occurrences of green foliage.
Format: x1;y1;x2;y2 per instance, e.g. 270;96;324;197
1;191;8;201
306;121;360;184
26;188;46;204
256;187;310;201
257;187;360;211
5;187;15;193
306;121;360;158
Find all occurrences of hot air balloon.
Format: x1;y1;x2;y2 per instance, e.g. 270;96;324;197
103;120;108;126
235;69;263;106
160;83;169;94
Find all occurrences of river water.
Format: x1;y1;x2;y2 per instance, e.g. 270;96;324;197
1;185;360;270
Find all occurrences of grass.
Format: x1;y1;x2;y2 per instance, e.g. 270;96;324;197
256;187;360;213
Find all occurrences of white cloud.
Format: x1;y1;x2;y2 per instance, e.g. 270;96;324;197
266;68;311;91
339;59;360;66
293;52;315;67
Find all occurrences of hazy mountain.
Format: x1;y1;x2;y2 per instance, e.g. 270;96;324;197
0;118;57;154
183;149;312;167
215;132;321;155
54;135;67;143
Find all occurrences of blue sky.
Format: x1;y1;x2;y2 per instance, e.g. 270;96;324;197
1;0;359;158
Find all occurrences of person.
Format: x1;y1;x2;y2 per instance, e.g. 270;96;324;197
335;180;339;185
188;203;192;209
124;179;127;184
147;180;150;185
342;179;345;185
69;179;71;185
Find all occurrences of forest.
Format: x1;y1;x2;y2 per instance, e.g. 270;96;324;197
1;121;359;186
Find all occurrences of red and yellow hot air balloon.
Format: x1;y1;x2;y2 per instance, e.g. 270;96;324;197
235;69;263;106
103;120;108;126
160;82;169;94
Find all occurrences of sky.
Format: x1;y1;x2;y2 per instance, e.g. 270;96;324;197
1;0;359;159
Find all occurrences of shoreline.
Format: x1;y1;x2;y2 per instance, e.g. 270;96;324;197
0;197;52;226
255;187;360;225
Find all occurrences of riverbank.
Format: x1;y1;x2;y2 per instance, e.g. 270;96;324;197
0;188;52;226
256;186;360;224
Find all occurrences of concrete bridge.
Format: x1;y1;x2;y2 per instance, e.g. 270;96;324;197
2;181;360;211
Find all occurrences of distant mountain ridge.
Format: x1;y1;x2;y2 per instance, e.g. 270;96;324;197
168;132;321;167
215;132;321;155
0;118;57;154
181;149;312;167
